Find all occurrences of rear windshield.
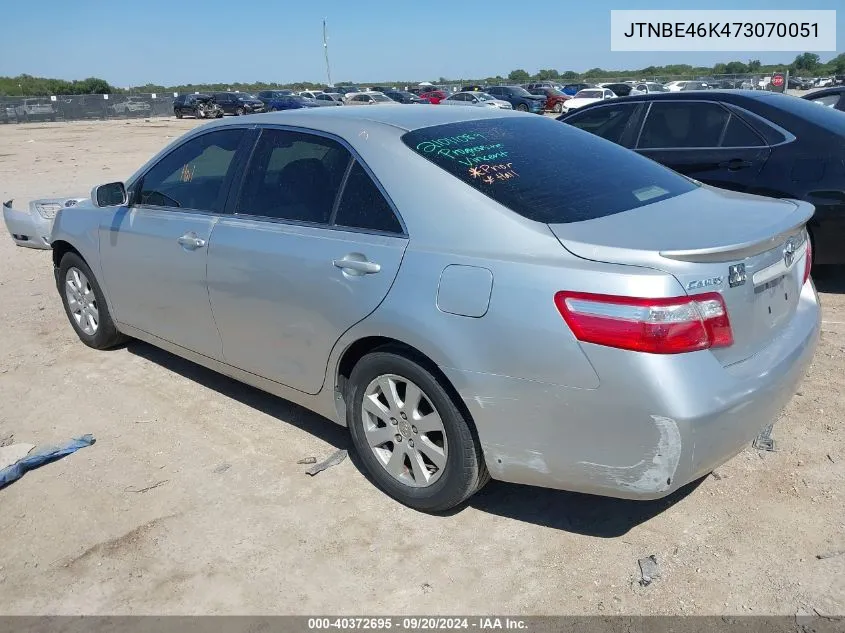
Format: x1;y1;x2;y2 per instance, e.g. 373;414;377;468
401;117;696;224
760;92;845;135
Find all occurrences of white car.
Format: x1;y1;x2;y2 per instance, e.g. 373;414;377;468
298;91;324;100
344;91;398;106
634;82;668;94
665;81;689;92
440;92;512;109
817;77;834;88
562;88;615;112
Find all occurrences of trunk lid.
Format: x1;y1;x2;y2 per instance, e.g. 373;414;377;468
548;185;813;366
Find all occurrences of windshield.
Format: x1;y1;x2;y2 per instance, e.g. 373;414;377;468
575;90;602;99
511;87;532;96
476;93;496;101
647;83;667;91
401;117;696;224
237;93;257;100
371;94;393;102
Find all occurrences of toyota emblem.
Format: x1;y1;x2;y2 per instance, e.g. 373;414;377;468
783;239;796;267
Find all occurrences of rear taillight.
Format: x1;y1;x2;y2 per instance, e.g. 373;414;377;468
803;238;812;286
554;291;733;354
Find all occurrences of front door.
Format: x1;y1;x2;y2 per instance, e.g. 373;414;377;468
99;127;250;359
635;101;771;193
207;128;408;394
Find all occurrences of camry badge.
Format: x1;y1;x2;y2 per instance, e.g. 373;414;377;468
687;276;724;291
728;263;746;288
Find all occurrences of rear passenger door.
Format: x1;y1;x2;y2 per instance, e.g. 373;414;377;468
634;101;771;193
206;127;409;394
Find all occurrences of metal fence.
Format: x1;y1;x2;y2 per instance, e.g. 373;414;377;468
0;72;826;123
0;93;177;123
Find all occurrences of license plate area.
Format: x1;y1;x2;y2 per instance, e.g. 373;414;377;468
753;272;799;330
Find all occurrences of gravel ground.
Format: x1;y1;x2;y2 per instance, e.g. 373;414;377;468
0;118;842;616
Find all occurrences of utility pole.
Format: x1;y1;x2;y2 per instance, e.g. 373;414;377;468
323;18;332;88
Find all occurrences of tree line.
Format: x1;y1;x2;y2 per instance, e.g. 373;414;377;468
2;53;842;97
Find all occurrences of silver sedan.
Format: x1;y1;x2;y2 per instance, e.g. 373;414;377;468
440;91;513;109
49;107;820;512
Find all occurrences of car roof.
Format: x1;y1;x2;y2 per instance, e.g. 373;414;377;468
195;102;524;133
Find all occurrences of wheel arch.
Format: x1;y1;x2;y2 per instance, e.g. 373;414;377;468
51;239;83;271
334;336;481;443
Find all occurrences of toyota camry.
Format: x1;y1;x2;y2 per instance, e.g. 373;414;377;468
49;106;820;512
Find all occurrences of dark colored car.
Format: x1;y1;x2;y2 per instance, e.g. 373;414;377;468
264;95;319;111
557;90;845;265
257;90;293;101
418;90;448;104
211;92;265;115
484;86;546;113
370;86;391;93
802;87;845;112
561;83;593;96
173;94;223;119
383;90;426;104
461;85;484;92
527;88;569;113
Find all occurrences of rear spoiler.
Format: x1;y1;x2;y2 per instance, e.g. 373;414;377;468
659;199;814;263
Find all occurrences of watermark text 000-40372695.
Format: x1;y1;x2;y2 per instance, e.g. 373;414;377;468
610;10;836;51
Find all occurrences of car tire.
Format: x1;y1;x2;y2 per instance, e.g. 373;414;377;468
517;103;528;112
553;102;564;113
235;107;245;116
347;349;489;512
175;110;183;119
58;253;127;350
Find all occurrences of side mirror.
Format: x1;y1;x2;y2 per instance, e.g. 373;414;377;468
91;182;127;208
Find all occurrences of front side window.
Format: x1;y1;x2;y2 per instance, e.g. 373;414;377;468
236;129;350;224
401;117;696;224
138;129;246;212
638;102;730;149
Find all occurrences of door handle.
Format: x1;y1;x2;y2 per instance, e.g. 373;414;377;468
333;255;381;275
718;159;753;170
177;233;206;250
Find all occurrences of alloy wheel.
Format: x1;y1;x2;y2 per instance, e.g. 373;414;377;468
361;374;448;487
65;267;99;335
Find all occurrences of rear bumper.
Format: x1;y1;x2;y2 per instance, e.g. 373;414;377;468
2;201;53;249
442;280;821;500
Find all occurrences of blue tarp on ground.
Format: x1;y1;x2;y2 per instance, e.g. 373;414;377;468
0;434;95;490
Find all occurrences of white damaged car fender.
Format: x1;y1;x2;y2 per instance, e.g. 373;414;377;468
2;196;87;249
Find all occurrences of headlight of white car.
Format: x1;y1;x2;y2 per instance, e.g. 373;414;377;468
33;202;63;219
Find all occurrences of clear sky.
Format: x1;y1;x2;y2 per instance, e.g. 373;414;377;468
0;0;841;86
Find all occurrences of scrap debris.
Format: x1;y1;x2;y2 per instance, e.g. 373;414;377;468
816;550;845;560
305;449;347;476
212;463;231;474
125;480;169;494
297;457;317;465
638;555;661;586
0;435;95;490
753;424;776;452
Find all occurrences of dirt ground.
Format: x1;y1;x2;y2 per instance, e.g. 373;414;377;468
0;117;842;616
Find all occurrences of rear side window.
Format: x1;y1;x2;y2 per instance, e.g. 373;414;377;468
236;129;350;224
638;102;730;148
564;104;638;145
401;117;696;224
721;114;765;147
334;162;403;234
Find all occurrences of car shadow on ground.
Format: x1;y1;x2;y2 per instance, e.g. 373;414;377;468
462;478;703;537
126;340;350;451
814;265;845;293
126;339;700;537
